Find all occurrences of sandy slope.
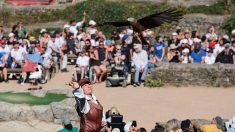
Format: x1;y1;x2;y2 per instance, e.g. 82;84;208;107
0;65;235;131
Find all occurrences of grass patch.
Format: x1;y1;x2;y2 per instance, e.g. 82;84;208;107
0;92;67;105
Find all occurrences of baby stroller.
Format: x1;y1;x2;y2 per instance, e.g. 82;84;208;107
106;56;131;88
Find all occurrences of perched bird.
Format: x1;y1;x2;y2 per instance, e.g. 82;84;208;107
103;9;183;43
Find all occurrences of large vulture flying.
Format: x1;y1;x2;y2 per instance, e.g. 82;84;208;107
103;9;183;43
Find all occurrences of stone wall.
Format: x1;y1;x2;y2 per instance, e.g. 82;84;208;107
150;63;235;87
177;14;229;34
109;0;218;7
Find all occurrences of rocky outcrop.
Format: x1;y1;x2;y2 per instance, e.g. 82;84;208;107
0;98;79;124
0;102;35;121
51;98;79;121
150;63;235;87
177;14;229;34
32;105;54;122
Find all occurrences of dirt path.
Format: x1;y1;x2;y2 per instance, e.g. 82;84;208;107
0;65;235;131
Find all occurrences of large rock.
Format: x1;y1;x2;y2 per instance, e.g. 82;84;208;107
0;102;35;121
32;105;53;122
50;98;79;122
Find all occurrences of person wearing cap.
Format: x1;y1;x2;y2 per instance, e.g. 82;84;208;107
0;50;8;82
0;39;11;63
215;43;234;64
204;49;216;64
58;118;78;132
104;40;114;60
69;11;86;38
70;78;105;132
133;44;148;87
201;116;223;132
10;41;26;68
46;33;61;64
86;20;98;39
153;36;165;63
167;44;180;63
120;34;132;70
74;50;89;81
39;30;50;48
180;48;192;64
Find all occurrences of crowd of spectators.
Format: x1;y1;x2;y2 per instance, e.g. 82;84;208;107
0;12;235;85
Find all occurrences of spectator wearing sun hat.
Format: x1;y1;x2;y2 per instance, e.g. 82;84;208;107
180;48;192;64
204;49;216;64
58;118;78;132
133;44;148;87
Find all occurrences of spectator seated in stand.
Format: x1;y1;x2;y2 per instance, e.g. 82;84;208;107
133;44;148;87
74;50;89;81
21;46;43;85
190;44;206;63
0;51;8;82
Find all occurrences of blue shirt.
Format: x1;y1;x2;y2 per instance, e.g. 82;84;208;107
153;42;165;58
191;50;206;63
0;52;4;64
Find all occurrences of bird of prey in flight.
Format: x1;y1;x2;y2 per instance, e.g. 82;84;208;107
103;9;183;43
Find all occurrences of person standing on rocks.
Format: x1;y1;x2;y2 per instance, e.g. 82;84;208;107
69;78;106;132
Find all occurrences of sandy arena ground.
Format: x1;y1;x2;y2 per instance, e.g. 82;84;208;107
0;65;235;131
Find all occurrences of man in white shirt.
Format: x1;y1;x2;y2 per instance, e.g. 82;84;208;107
69;11;86;38
133;44;148;87
213;38;226;58
10;41;26;68
74;50;89;80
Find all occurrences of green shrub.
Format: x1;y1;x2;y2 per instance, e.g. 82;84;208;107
144;76;165;88
188;0;226;15
222;13;235;34
30;27;63;37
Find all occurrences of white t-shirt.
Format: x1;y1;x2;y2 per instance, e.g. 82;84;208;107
76;56;89;67
213;44;224;57
55;37;65;49
181;55;192;64
70;22;83;38
46;40;56;55
11;47;26;61
0;45;11;59
205;55;215;64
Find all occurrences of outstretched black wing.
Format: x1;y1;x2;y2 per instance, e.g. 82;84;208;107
137;9;183;30
103;21;131;27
